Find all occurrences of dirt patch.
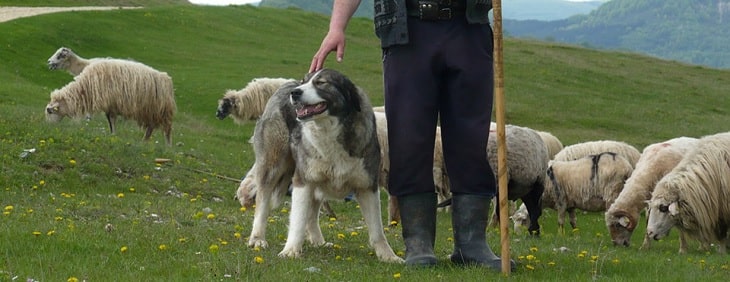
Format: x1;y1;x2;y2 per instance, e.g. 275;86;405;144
0;6;136;23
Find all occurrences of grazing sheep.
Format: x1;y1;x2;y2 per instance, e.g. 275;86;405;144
646;132;730;254
543;152;633;233
47;47;103;76
605;137;698;252
537;131;563;159
487;125;549;236
554;140;641;168
216;77;296;123
45;59;176;145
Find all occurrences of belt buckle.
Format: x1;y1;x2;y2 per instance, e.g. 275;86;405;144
438;7;452;20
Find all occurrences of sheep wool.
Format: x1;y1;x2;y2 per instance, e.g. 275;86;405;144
605;137;697;250
554;140;641;168
216;77;296;124
45;59;176;145
544;152;633;232
647;132;730;253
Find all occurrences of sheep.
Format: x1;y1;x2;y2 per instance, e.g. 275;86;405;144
542;152;633;233
216;77;296;123
604;137;698;252
553;140;641;168
646;132;730;254
45;59;176;145
47;47;103;76
537;131;563;159
486;125;550;236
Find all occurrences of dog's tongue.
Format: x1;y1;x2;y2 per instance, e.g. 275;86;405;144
296;103;327;118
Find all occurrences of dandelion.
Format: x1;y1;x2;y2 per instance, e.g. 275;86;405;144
253;247;261;252
68;277;79;282
590;255;599;262
47;230;56;236
209;244;219;253
612;259;620;264
193;211;204;219
55;216;64;221
350;231;359;237
117;193;125;198
530;247;538;252
143;175;151;180
397;250;405;257
526;255;536;261
336;255;342;260
206;213;216;220
190;198;197;203
179;237;187;243
158;244;168;251
548;261;556;266
447;237;453;242
234;232;242;239
390;220;398;226
240;207;247;212
3;205;12;212
338;233;346;239
333;244;342;249
393;272;401;279
129;187;136;193
32;231;42;236
121;246;128;253
254;256;264;264
280;208;288;213
525;264;535;270
39;180;45;186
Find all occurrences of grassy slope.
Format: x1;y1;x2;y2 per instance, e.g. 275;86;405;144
0;3;728;281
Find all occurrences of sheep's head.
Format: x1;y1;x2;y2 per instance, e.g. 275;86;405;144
45;95;69;122
216;96;235;120
605;209;638;247
47;47;72;71
510;203;531;234
645;197;679;241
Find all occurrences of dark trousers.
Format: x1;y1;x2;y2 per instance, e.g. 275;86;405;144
383;15;495;197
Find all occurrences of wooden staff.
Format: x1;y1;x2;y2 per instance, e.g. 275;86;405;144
492;0;510;276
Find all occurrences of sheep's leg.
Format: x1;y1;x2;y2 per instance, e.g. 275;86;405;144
521;186;543;236
143;127;153;141
557;208;566;235
387;195;400;226
568;208;578;229
678;230;688;254
105;112;116;134
640;211;652;250
163;124;172;146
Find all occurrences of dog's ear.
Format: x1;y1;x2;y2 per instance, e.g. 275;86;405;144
334;72;362;112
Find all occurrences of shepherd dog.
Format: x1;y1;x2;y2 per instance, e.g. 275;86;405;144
247;69;402;263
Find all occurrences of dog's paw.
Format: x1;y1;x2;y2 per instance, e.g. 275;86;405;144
278;248;302;258
248;238;269;249
379;254;405;264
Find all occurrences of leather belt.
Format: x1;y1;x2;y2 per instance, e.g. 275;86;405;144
406;0;466;20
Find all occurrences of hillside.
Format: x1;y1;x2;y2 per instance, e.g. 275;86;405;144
504;0;730;69
1;3;729;281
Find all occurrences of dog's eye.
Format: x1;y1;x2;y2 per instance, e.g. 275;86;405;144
658;205;669;213
314;80;326;86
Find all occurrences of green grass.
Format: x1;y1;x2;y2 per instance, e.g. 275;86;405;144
1;2;729;281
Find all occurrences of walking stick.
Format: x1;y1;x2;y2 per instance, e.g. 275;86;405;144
492;0;511;275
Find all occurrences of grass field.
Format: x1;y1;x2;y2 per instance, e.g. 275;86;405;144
1;2;729;281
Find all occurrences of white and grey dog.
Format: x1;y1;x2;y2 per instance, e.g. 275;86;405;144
247;69;402;263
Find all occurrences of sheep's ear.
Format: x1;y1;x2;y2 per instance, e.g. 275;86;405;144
618;216;631;228
668;202;679;216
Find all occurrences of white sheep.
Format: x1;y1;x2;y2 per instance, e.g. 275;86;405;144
45;59;176;145
537;131;563;159
216;77;295;123
646;132;730;254
542;152;633;233
47;47;103;76
604;137;698;252
553;140;641;168
487;124;550;236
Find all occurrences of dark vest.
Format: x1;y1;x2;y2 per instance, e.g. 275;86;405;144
374;0;492;48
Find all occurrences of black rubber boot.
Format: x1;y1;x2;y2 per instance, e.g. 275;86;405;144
450;194;516;271
398;192;438;267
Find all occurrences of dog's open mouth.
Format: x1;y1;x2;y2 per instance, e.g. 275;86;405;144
295;102;327;119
